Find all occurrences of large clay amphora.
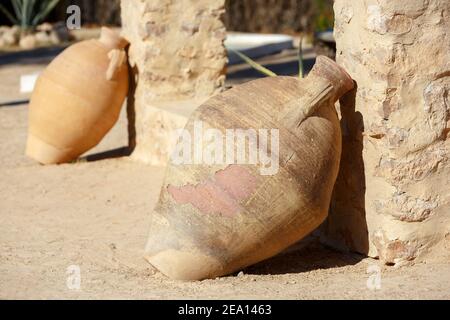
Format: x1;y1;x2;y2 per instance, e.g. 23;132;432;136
145;56;354;280
26;27;129;164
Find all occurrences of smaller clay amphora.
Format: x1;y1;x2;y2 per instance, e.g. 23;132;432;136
26;27;129;164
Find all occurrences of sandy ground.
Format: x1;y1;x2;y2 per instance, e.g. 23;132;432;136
1;53;450;300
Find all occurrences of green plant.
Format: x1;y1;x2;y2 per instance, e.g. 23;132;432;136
298;36;304;79
0;0;61;31
231;49;277;77
231;37;305;80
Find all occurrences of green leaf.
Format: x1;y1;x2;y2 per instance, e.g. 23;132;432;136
32;0;60;26
230;49;278;77
0;3;18;24
298;36;304;79
10;0;23;21
21;0;30;28
1;0;60;30
26;0;37;27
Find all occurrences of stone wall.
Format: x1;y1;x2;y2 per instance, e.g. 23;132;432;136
121;0;227;163
326;0;450;265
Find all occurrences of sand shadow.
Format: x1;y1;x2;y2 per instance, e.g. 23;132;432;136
81;146;132;162
322;83;369;255
126;53;138;153
0;99;29;107
244;243;365;275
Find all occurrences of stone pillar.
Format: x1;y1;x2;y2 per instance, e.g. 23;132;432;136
121;0;227;164
326;0;450;265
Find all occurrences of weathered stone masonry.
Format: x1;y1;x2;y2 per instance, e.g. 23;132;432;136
327;0;449;265
121;0;227;164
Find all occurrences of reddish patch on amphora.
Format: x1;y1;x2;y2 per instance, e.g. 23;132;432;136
167;165;258;217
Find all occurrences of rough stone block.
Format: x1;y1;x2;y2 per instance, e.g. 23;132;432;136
121;0;227;163
131;99;206;165
326;0;450;265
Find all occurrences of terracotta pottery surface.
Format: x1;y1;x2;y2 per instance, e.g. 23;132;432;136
26;27;129;164
145;56;354;280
